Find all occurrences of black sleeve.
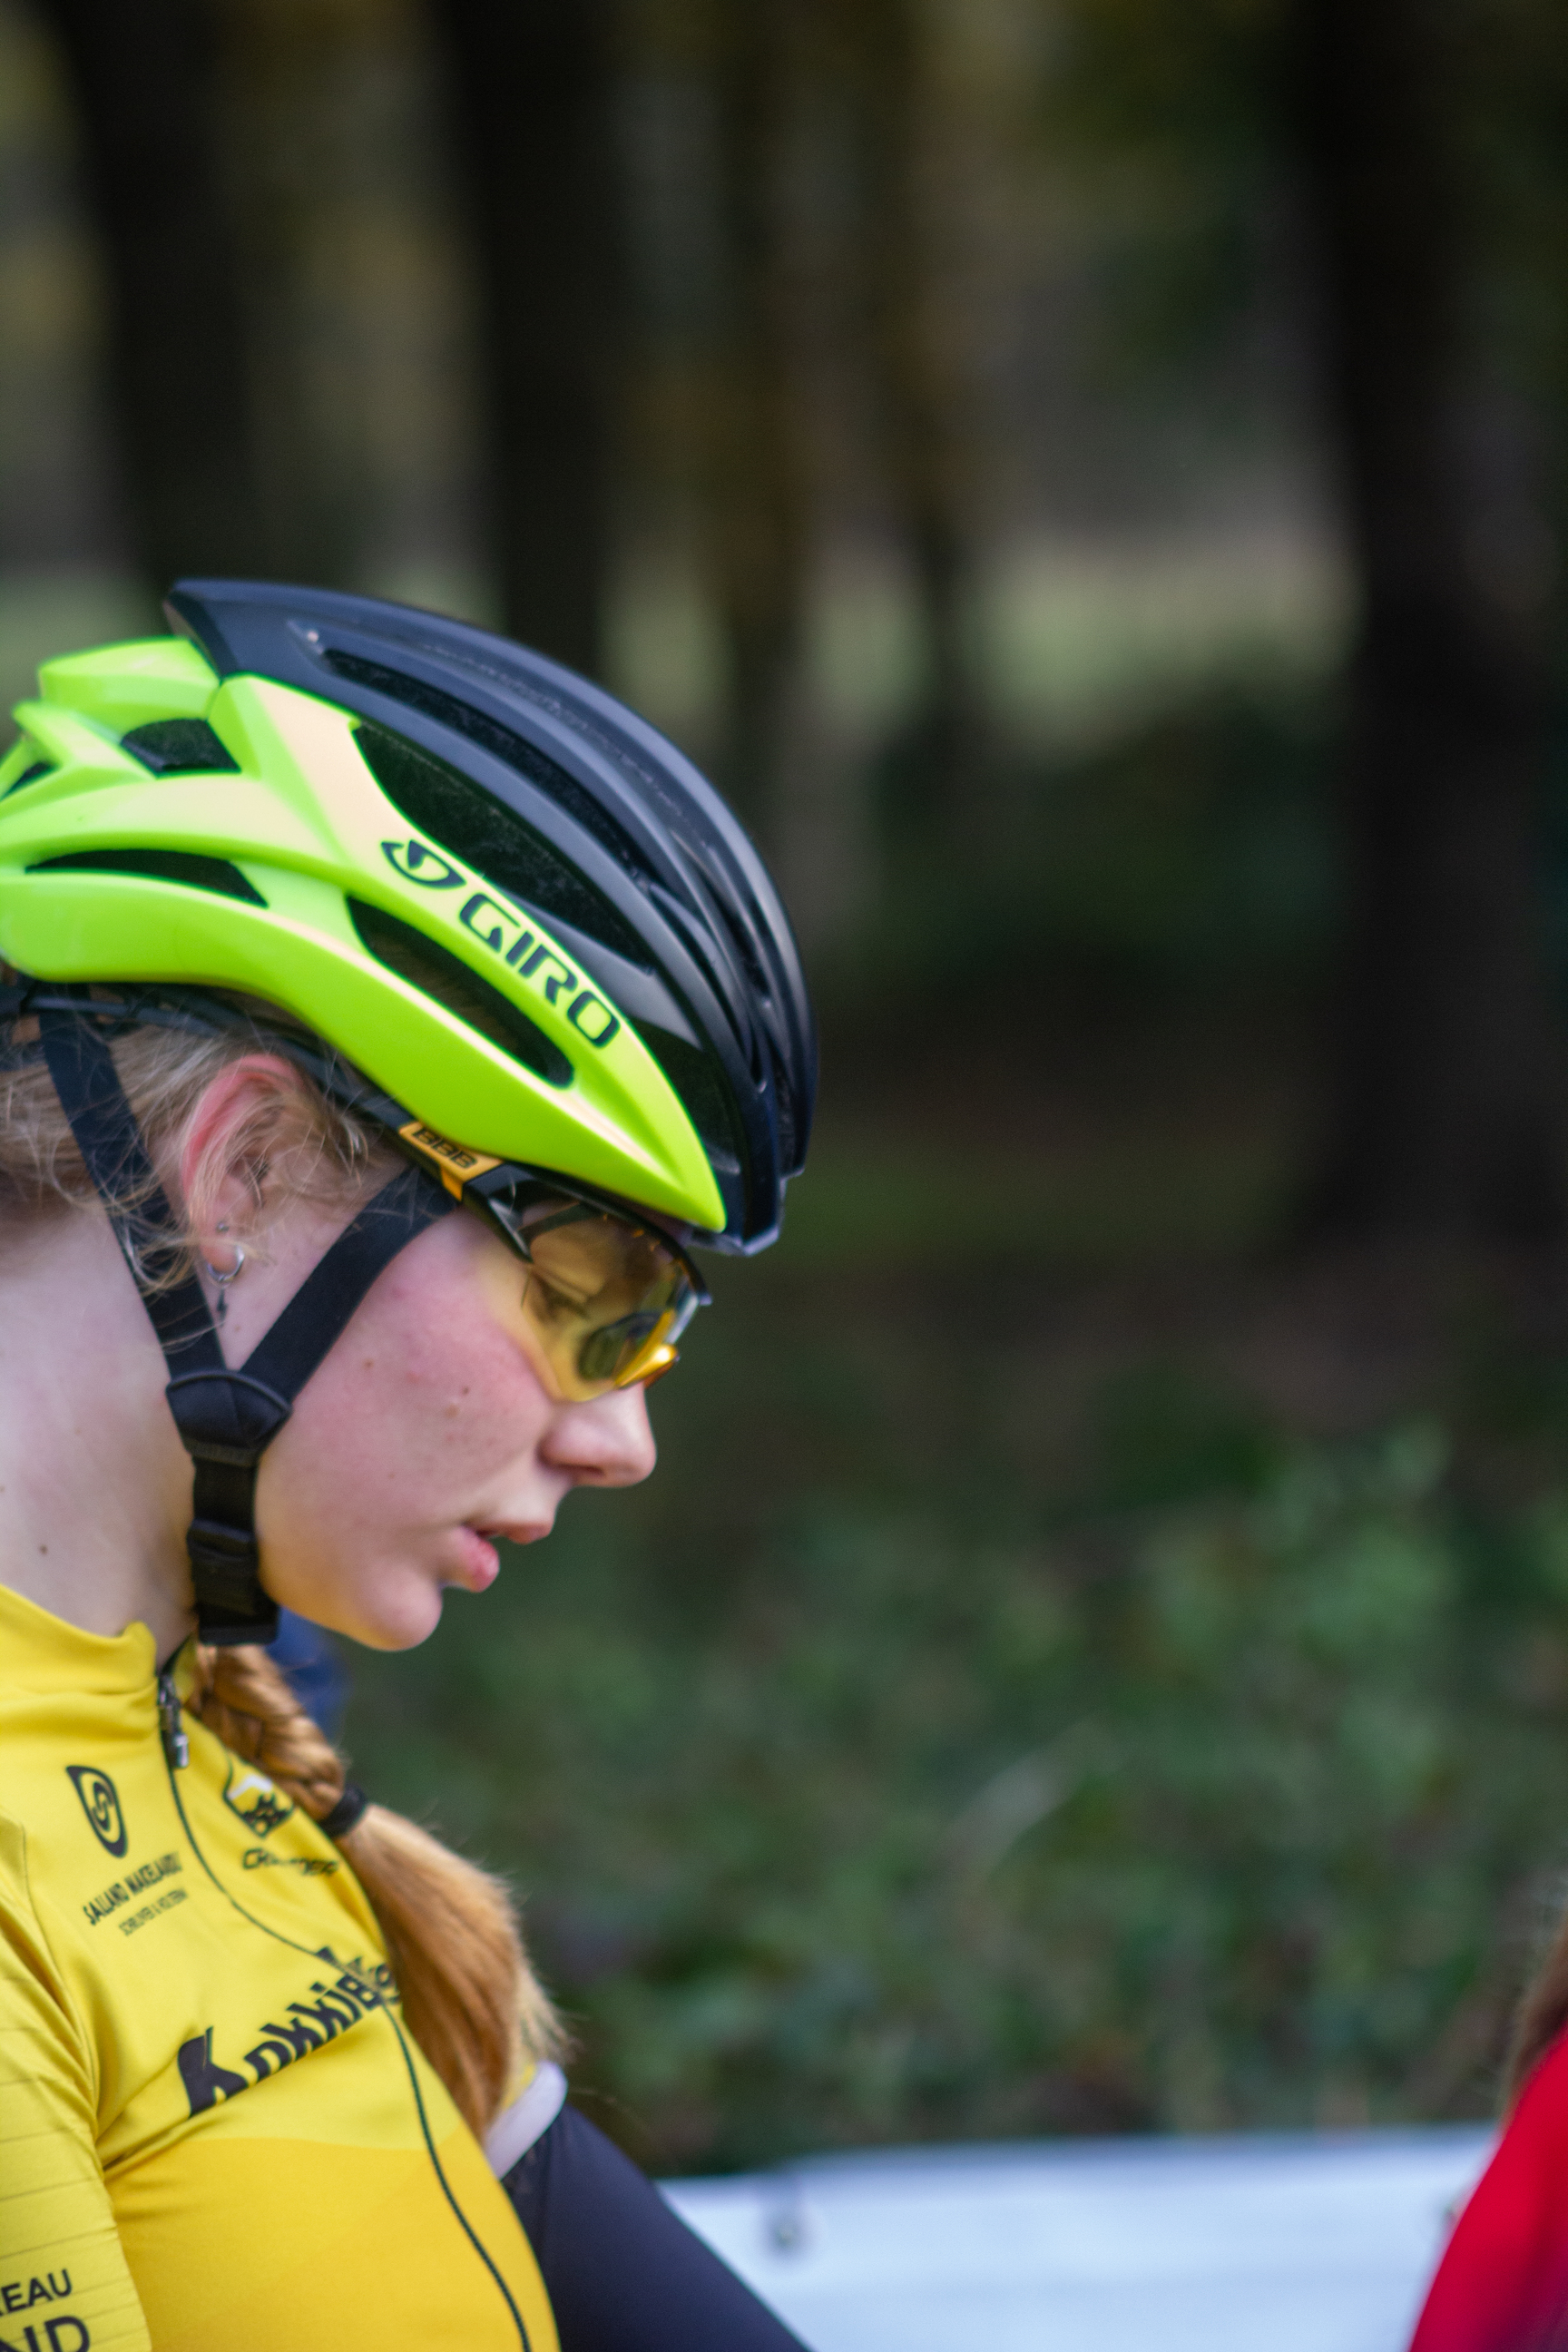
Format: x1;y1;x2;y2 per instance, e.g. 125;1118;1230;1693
501;2103;809;2352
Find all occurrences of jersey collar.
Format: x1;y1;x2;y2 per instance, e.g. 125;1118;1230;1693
0;1578;165;1695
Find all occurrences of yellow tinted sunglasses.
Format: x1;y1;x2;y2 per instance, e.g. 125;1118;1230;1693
483;1184;706;1402
396;1122;708;1402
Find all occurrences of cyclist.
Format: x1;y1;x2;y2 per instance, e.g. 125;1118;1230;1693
0;581;816;2352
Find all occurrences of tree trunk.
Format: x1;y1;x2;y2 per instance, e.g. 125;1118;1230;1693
428;0;621;678
706;0;813;832
848;0;973;824
1296;0;1563;1241
33;0;266;590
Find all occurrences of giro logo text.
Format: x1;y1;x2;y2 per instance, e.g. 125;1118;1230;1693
65;1766;125;1858
379;837;622;1050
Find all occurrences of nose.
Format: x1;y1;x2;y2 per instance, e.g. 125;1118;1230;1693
542;1382;658;1488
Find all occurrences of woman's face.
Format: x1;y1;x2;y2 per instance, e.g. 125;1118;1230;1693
250;1203;657;1649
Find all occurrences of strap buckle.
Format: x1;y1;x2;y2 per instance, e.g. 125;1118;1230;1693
185;1520;280;1645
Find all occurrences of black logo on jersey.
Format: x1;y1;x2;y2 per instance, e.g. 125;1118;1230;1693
176;2027;250;2115
177;1958;396;2114
0;2318;91;2350
65;1765;126;1857
0;2268;75;2324
222;1761;295;1838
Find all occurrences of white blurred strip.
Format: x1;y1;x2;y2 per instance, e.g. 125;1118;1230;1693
661;2126;1494;2352
485;2060;568;2178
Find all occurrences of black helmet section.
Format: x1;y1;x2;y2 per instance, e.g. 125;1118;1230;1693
164;578;818;1251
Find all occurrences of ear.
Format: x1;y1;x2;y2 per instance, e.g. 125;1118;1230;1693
176;1054;315;1255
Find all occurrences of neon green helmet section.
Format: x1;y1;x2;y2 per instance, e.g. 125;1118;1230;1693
0;636;726;1230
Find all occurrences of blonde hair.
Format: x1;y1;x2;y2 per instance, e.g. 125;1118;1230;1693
0;1002;564;2134
0;1013;380;1269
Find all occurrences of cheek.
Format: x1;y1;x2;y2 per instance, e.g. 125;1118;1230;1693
265;1280;554;1533
318;1318;544;1489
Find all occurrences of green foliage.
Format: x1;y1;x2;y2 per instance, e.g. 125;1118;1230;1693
347;1268;1568;2171
862;684;1338;1007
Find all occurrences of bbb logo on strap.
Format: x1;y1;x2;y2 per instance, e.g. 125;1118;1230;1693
66;1765;127;1857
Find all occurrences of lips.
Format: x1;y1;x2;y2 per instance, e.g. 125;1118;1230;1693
450;1520;552;1591
449;1526;502;1590
475;1521;553;1549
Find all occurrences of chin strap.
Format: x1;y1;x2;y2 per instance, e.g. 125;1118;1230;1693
38;1008;458;1646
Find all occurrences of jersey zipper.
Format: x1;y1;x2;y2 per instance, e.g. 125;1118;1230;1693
156;1667;190;1769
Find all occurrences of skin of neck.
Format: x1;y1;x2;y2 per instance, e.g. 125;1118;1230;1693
0;1200;197;1657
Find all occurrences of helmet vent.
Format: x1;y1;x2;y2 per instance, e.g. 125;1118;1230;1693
121;720;239;775
767;1042;800;1172
353;720;651;967
436;654;672;873
330;652;657;888
28;848;265;905
348;897;573;1090
3;759;54;799
632;1024;742;1178
712;896;772;1004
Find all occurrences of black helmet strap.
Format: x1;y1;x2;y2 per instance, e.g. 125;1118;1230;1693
37;1007;458;1646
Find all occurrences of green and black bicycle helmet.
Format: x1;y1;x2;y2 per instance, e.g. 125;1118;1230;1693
0;582;817;1645
1;579;815;1245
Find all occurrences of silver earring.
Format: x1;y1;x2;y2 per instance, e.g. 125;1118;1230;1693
204;1242;245;1323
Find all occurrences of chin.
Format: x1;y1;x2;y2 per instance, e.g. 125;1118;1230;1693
286;1564;448;1653
357;1589;448;1651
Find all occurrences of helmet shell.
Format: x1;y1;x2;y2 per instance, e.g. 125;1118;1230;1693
0;585;818;1246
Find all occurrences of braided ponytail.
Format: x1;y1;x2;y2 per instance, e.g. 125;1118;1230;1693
190;1644;564;2136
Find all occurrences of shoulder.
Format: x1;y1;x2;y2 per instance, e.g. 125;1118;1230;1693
0;1805;89;2064
0;1806;52;1939
0;1804;74;1982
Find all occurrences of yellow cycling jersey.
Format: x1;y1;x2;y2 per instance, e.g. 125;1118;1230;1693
0;1581;557;2352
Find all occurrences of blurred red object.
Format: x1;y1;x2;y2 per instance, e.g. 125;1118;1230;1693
1410;2031;1568;2350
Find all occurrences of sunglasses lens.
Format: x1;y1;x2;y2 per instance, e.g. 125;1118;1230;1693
491;1193;701;1398
577;1308;671;1383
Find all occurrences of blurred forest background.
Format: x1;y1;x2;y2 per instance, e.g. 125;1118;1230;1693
8;0;1568;2171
